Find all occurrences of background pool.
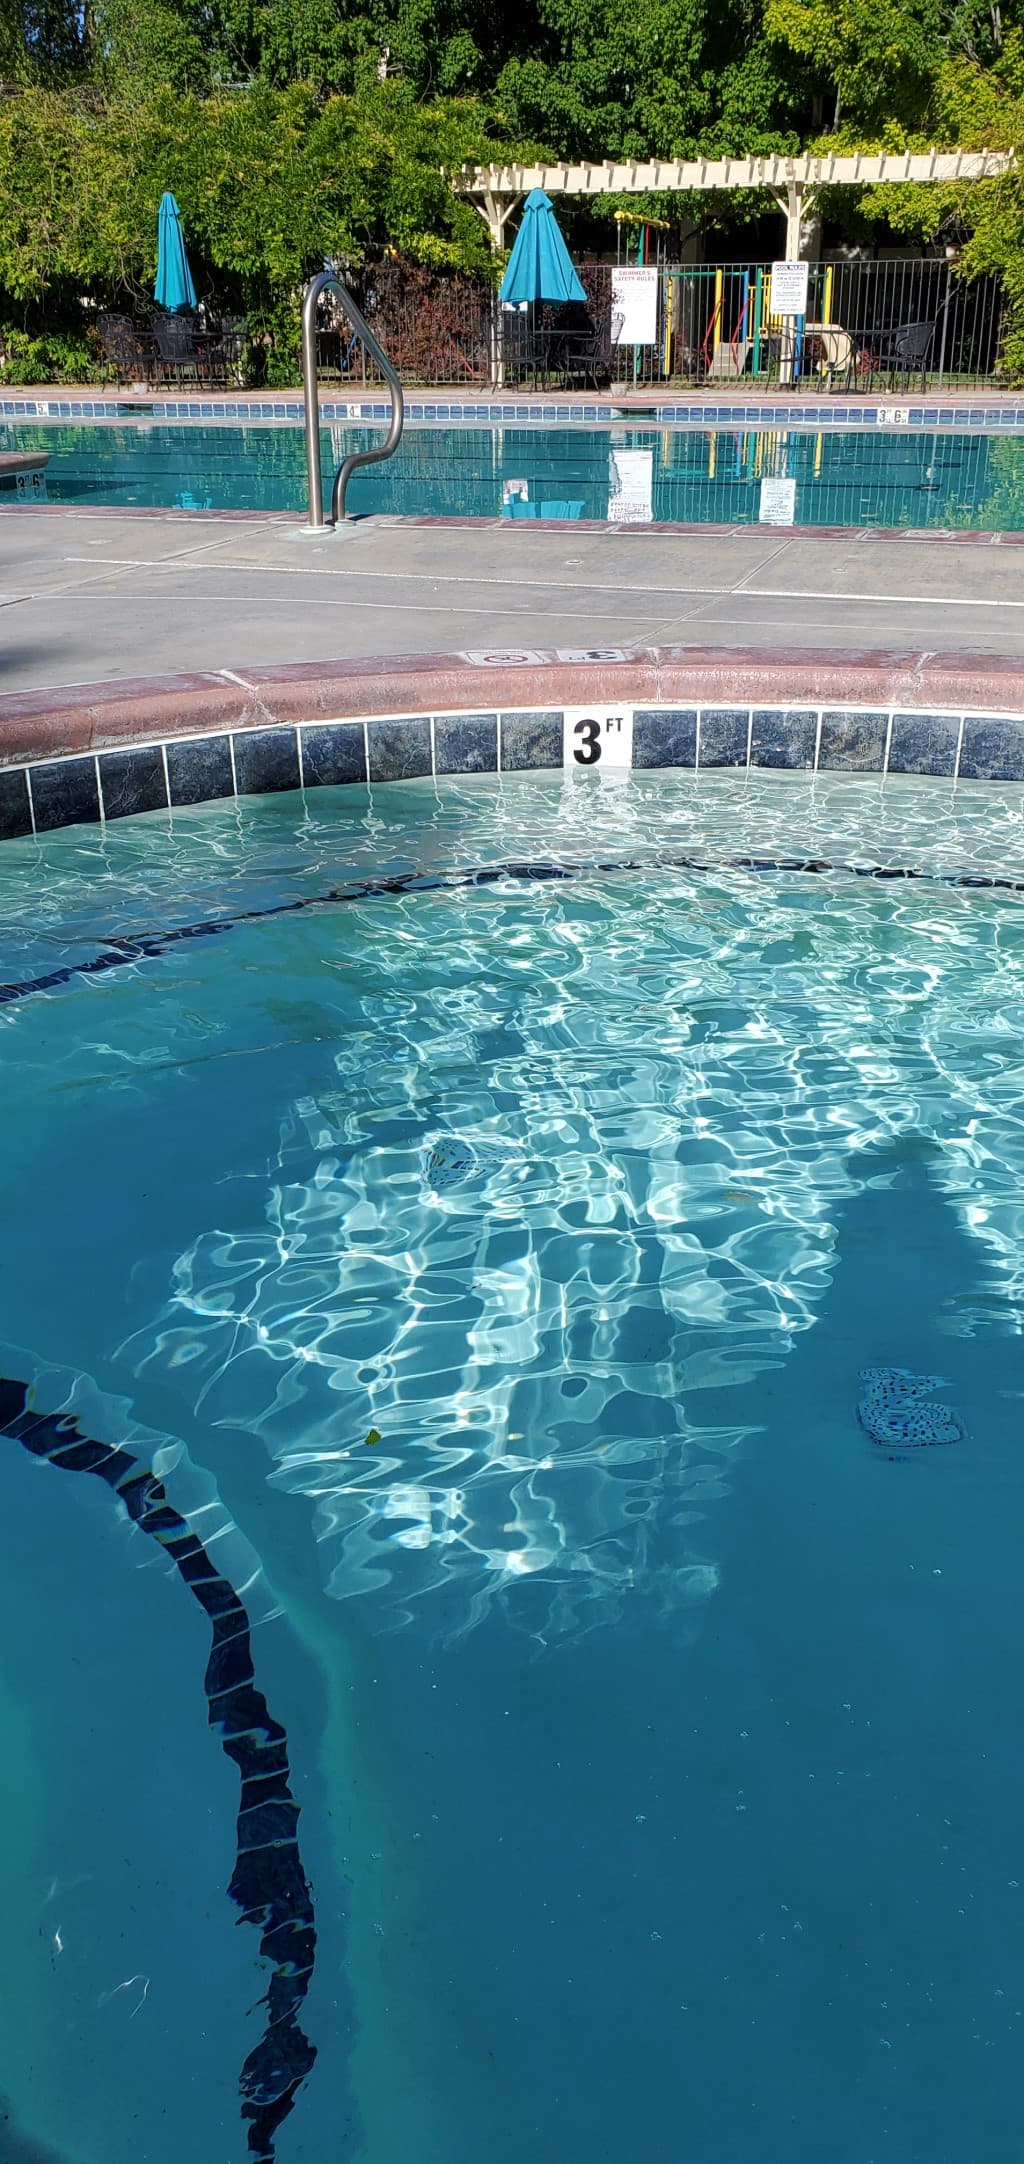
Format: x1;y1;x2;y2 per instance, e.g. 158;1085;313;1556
4;417;1022;527
2;769;1024;2161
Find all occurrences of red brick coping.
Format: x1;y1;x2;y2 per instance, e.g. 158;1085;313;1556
2;644;1024;769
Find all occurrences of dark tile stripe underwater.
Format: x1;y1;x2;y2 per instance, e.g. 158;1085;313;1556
0;1375;317;2164
0;707;1023;843
3;848;1024;1014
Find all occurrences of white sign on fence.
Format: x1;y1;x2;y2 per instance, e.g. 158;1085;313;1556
608;447;654;523
563;708;634;769
611;266;659;345
759;476;797;525
769;260;810;317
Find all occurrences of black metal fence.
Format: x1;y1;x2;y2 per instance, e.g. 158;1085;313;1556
654;258;1005;390
312;256;1008;392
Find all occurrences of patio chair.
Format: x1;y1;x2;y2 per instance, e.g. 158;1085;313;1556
96;312;157;386
151;310;201;386
212;314;247;383
152;311;229;389
545;303;610;390
865;318;936;394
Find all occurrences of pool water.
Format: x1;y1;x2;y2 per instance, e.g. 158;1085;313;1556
2;768;1024;2162
5;418;1022;527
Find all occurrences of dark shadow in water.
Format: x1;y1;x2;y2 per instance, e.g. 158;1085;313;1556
0;2095;78;2163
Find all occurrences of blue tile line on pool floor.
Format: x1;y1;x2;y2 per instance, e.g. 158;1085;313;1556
2;848;1024;1012
7;396;1024;429
0;1372;319;2164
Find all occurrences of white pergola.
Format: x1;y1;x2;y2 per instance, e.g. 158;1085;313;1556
458;148;1014;256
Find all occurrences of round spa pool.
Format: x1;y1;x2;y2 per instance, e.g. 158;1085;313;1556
2;766;1023;2164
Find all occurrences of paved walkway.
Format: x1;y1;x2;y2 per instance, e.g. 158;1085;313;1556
3;508;1024;696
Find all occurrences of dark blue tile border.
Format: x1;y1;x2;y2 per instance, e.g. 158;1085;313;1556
434;712;498;774
99;744;168;819
31;755;99;832
819;710;889;773
632;709;697;769
888;712;960;778
0;768;32;840
699;709;749;769
6;701;1024;841
367;716;432;782
233;727;300;797
958;716;1024;781
499;711;563;771
750;708;818;771
299;720;366;787
167;734;234;807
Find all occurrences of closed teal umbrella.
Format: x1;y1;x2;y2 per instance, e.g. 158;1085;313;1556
499;189;586;306
154;191;197;313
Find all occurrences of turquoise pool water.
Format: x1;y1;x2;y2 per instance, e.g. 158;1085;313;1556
2;768;1024;2161
4;417;1022;526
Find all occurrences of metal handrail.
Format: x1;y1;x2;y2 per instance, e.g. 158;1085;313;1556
301;270;405;527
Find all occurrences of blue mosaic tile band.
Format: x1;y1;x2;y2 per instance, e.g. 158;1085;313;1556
6;395;1024;431
3;704;1024;842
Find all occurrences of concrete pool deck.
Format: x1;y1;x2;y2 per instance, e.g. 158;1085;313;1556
4;511;1024;714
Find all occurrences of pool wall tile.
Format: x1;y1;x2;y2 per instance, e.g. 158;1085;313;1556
0;769;32;840
166;734;235;806
698;708;750;769
31;755;99;832
818;709;889;771
499;711;563;770
299;721;367;786
750;708;818;770
887;712;961;777
232;727;300;797
958;716;1024;781
98;745;169;819
632;708;698;768
367;716;432;782
434;712;499;774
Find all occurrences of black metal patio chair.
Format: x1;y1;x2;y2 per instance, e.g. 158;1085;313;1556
864;318;937;394
151;311;230;389
96;313;158;386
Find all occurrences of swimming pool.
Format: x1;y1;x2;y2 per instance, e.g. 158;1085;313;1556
2;764;1024;2162
4;417;1021;527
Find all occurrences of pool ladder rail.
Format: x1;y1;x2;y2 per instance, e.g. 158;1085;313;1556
301;269;405;527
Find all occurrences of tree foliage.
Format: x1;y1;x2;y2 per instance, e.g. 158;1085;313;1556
3;0;1024;375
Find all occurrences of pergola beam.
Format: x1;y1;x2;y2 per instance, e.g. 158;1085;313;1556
459;149;1012;202
459;150;1013;260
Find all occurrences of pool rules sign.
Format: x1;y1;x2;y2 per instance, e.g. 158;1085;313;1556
563;707;634;768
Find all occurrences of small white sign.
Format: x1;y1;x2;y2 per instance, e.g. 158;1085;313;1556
769;260;809;317
759;475;797;525
556;647;627;663
875;407;911;425
611;266;659;346
563;707;633;769
463;649;550;666
608;446;654;524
